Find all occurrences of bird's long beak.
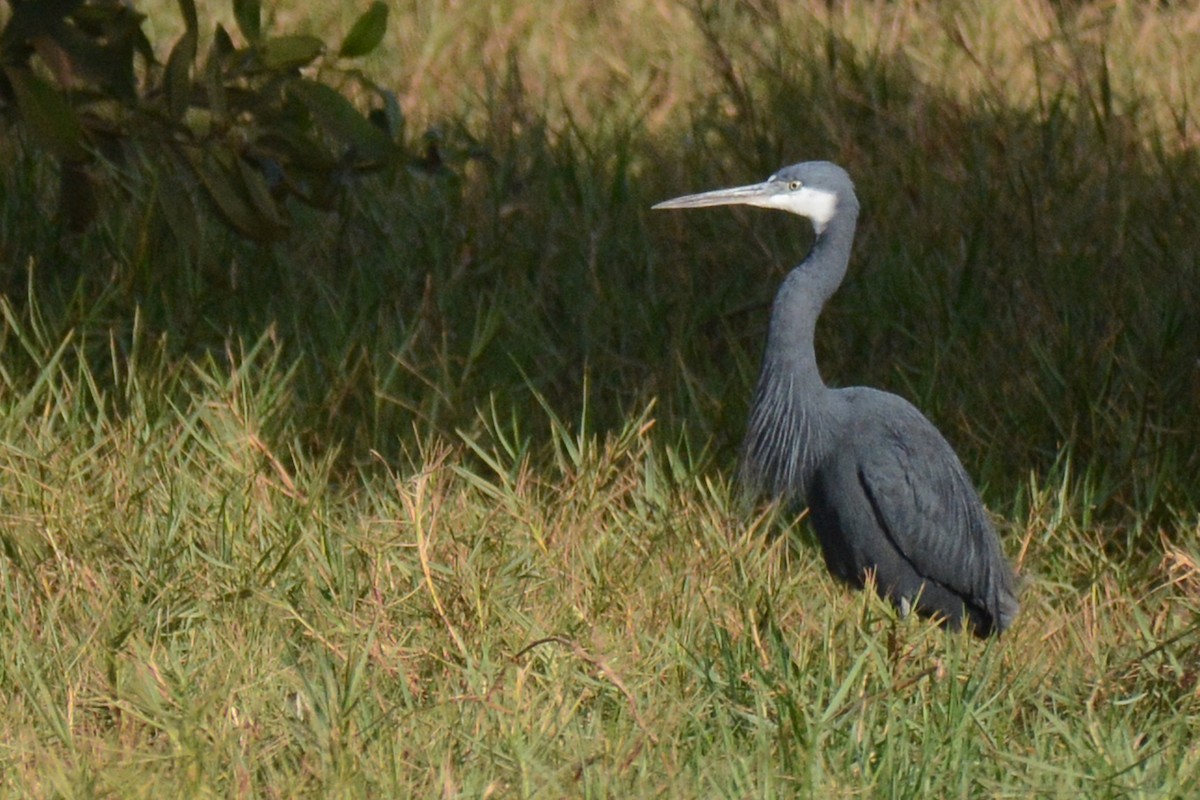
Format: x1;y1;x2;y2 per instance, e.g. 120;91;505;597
652;181;775;210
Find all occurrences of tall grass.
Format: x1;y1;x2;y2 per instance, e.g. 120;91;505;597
1;0;1198;794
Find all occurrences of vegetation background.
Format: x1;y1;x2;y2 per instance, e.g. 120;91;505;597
1;0;1198;795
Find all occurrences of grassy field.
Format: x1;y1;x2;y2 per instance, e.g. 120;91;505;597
2;0;1199;795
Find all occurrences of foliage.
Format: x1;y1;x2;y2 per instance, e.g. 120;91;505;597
0;0;1198;795
0;0;398;239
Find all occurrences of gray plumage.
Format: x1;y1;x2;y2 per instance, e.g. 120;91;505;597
655;161;1019;636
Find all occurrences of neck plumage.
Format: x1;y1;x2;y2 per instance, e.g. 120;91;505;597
739;202;858;501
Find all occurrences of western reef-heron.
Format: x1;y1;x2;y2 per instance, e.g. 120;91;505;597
654;161;1019;636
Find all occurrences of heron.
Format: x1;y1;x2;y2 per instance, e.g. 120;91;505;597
654;161;1019;636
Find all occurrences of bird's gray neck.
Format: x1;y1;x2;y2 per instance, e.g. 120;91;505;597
740;202;858;500
770;206;856;387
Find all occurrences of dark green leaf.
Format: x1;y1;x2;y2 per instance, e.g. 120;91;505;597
203;58;228;125
287;78;394;164
133;25;156;66
233;0;261;43
165;28;197;120
259;35;324;70
177;0;198;34
376;87;404;139
339;2;388;59
213;24;235;55
254;127;338;173
188;149;256;236
186;147;287;241
3;67;88;161
236;155;289;228
203;25;234;124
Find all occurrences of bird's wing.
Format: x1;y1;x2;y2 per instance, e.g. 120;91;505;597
853;405;1003;610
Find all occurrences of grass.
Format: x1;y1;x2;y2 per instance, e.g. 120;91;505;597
2;0;1199;795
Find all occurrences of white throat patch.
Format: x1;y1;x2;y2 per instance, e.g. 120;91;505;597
751;187;839;234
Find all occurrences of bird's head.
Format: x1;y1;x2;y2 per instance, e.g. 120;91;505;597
653;160;857;235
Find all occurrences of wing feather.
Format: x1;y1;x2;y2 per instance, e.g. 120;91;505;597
851;396;1017;629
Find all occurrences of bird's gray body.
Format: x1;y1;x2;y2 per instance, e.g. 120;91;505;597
656;161;1019;636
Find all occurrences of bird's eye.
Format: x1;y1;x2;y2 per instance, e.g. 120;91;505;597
788;180;802;191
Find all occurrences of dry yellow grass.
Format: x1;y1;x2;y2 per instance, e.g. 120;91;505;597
1;0;1198;794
